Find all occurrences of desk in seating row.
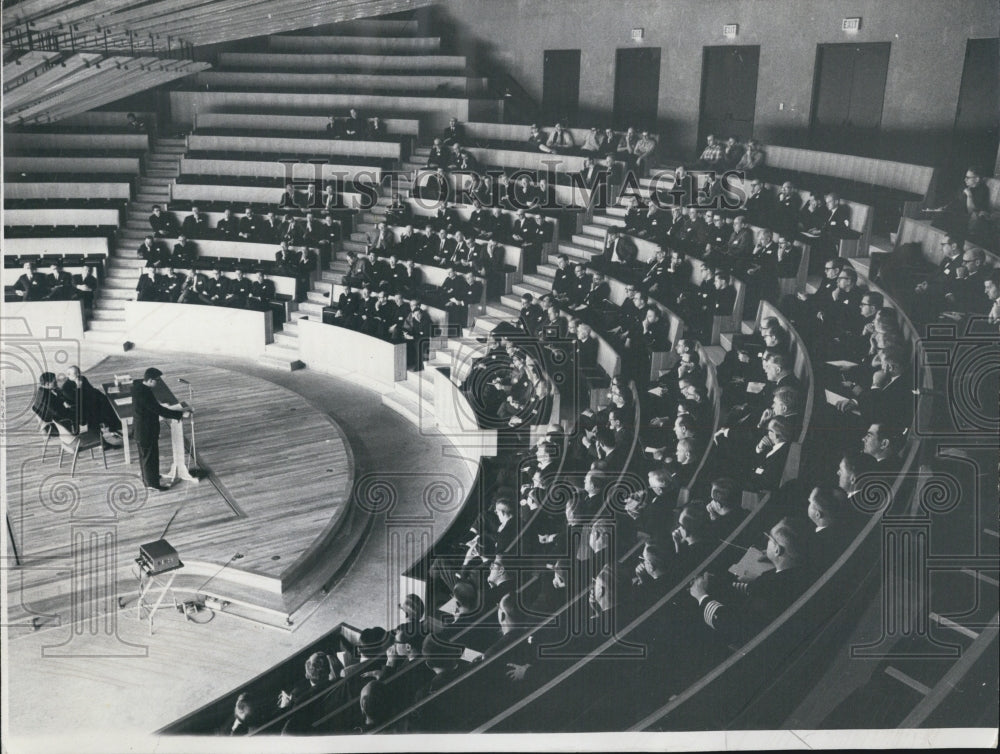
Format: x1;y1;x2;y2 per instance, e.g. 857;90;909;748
6;131;150;153
192;70;489;96
5;156;142;176
186;133;404;161
179;156;384;185
194;112;421;137
4;207;122;228
4;181;133;201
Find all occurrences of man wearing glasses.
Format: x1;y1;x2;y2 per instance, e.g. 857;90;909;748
930;167;992;244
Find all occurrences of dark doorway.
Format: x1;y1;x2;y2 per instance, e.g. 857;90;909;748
613;47;661;130
810;42;890;156
542;49;581;125
951;37;999;178
698;45;760;153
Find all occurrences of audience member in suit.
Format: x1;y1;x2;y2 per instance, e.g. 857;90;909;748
774;183;802;238
947;247;993;315
148;205;179;237
256;211;281;244
441;117;465;147
689;516;813;643
165;233;193;268
744;179;776;230
43;262;77;301
624;467;680;544
217;693;257;736
135;266;160;302
14;263;49;301
705;477;748;549
155;267;186;303
807;486;853;571
181;206;209;238
138;235;168;267
743;415;794;493
930;166;993;245
402;306;432;371
601;229;638;274
216;208;239;240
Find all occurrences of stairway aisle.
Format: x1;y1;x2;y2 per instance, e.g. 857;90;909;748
85;135;186;348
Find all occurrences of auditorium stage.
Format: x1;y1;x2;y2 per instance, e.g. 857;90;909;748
4;351;478;738
5;359;358;624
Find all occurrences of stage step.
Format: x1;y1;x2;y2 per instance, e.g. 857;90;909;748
511;283;547;299
570;233;604;250
259;343;305;371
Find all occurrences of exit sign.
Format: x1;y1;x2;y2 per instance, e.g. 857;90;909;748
723;24;739;38
631;27;644;41
842;17;861;32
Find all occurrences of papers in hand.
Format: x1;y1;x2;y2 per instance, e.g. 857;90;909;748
728;546;775;581
827;360;858;369
746;381;766;394
824;389;860;415
647;386;665;397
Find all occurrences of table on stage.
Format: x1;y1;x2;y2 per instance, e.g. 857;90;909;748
102;378;197;483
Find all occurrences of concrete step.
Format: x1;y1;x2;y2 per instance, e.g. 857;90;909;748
90;308;126;320
83;329;125;346
342;240;368;253
87;318;126;331
473;315;503;334
272;330;299;348
484;303;518;319
522;272;554;289
306;290;328;304
511;282;546;299
571;233;603;250
259;348;305;372
500;293;523;309
298;301;325;316
556;243;598;261
99;288;134;300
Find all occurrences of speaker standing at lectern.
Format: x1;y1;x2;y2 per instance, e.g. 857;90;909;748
134;367;191;492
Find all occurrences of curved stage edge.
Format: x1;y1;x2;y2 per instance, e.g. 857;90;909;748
5;358;363;624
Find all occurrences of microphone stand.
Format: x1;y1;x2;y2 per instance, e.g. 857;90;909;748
178;378;198;471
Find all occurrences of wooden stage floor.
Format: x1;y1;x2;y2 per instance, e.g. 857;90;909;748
4;358;354;625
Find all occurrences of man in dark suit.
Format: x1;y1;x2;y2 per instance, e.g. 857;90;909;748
170;234;196;268
238;207;258;240
255;211;280;244
807;486;852;571
148;205;179;237
132;367;190;491
248;271;275;312
156;267;186;303
224;269;252;308
135;266;160;302
181;206;208;239
441;117;465;146
216;208;239;240
402;305;433;371
138;235;168;267
601;229;638;273
32;372;76;432
744;179;776;230
689;516;813;642
44;262;77;301
14;262;49;301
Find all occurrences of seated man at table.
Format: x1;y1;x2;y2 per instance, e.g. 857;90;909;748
154;267;185;303
149;205;179;238
63;365;123;438
33;372;77;433
191;268;223;306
